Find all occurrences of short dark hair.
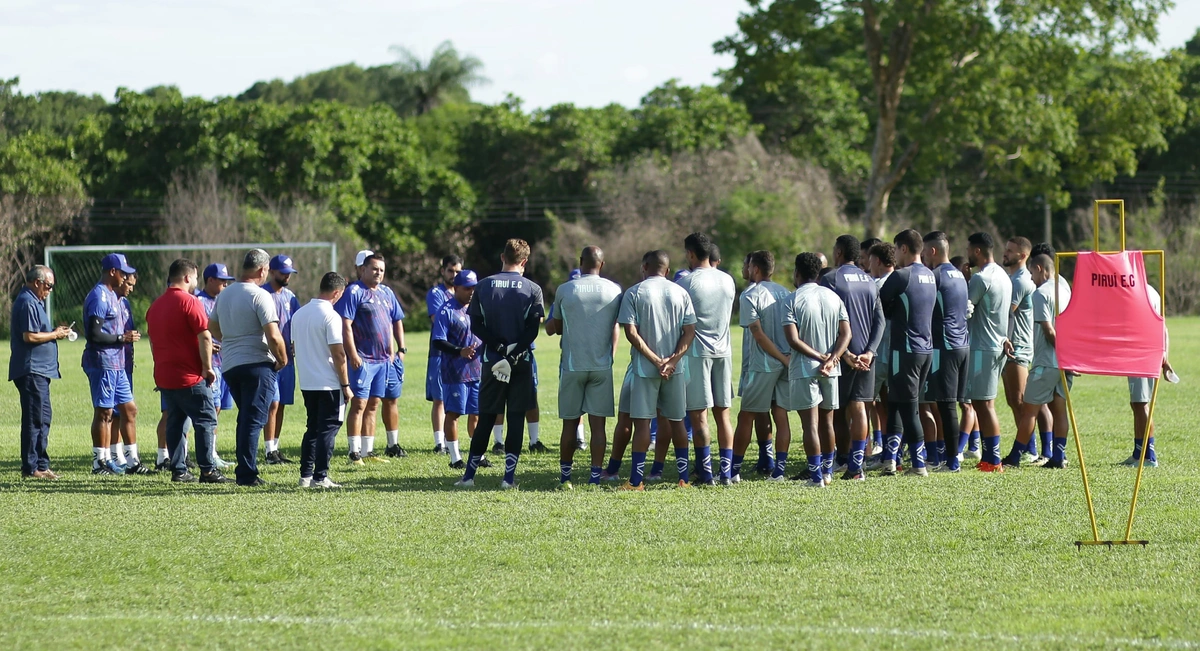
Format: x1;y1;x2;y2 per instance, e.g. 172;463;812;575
440;254;463;269
794;252;823;283
869;243;896;267
950;255;968;269
834;234;860;265
709;244;721;264
893;229;923;255
1031;242;1055;258
1009;236;1032;255
923;230;949;247
968;232;994;251
168;258;198;283
860;237;882;252
748;250;774;277
643;250;670;273
683;232;713;262
320;271;347;293
1028;254;1054;273
363;254;385;266
502;238;531;265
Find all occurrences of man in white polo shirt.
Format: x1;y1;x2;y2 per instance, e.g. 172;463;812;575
292;272;353;488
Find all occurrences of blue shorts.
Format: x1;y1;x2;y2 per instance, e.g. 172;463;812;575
272;362;295;406
87;368;134;409
160;369;233;412
351;358;403;400
443;380;480;415
531;356;539;389
426;353;444;402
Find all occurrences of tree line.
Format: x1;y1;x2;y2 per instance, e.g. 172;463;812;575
2;3;1200;320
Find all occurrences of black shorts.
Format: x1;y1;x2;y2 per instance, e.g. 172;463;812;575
479;356;538;415
925;348;969;403
888;351;932;403
839;359;876;405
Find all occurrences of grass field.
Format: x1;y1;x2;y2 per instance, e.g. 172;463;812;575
2;321;1199;650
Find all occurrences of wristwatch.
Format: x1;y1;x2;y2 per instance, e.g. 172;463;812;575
398;347;408;354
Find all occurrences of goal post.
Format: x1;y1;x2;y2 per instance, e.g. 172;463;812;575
44;242;338;326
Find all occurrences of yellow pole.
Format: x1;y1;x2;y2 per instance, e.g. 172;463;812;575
1061;368;1100;542
1125;375;1159;541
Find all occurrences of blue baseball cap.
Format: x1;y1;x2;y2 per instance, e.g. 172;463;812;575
269;255;297;274
673;269;691;282
203;263;234;281
453;269;478;288
101;253;136;274
569;268;582;281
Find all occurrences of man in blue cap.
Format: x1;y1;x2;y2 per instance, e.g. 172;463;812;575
83;253;141;475
432;269;483;469
263;254;302;464
110;270;153;474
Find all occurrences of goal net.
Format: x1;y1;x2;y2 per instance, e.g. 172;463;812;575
44;242;338;327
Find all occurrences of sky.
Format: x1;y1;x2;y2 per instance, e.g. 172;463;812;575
2;0;1199;109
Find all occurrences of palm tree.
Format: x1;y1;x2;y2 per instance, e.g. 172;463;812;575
388;41;489;116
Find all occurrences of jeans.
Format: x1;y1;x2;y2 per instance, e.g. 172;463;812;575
224;362;277;484
161;381;218;475
14;374;52;474
301;390;344;482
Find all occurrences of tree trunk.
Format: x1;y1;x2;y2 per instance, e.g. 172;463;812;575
862;112;898;238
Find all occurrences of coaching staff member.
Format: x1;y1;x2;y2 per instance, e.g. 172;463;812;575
210;249;288;487
292;272;352;489
10;265;71;479
146;259;230;483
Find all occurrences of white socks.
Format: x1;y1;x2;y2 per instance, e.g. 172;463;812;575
110;444;126;466
363;436;375;455
93;447;106;468
433;430;445;447
265;439;278;453
125;444;139;464
348;436;361;455
528;422;539;445
576;423;585;444
157;447;168;464
492;424;504;445
387;430;399;446
448;440;462;463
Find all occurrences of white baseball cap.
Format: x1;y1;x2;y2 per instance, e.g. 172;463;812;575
355;250;374;267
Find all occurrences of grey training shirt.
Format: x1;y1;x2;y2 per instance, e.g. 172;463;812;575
552;274;623;372
675;266;736;358
210;280;279;370
968;263;1013;352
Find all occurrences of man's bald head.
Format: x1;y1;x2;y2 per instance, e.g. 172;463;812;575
580;246;605;273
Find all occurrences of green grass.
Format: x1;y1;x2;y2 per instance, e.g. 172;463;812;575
2;322;1199;649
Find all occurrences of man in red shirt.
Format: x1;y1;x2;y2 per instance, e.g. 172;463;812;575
146;259;230;483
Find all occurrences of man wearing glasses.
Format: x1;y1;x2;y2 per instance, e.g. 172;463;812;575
10;265;71;479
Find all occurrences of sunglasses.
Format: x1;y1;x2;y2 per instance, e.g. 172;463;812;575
40;281;55;290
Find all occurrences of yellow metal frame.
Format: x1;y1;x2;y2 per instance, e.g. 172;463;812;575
1054;199;1163;548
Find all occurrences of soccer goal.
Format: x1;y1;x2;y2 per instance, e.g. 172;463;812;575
44;242;338;326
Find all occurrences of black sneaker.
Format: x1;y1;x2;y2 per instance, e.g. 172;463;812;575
385;444;407;458
172;470;197;483
841;470;865;481
755;464;773;476
1001;453;1021;469
199;470;231;484
432;444;447;455
449;460;465;470
126;462;158;475
789;469;812;481
155;459;171;472
491;442;505;454
348;452;364;466
529;441;549;454
477;456;494;468
93;464;116;476
237;477;267;487
265;450;283;465
274;450;294;464
186;457;197;470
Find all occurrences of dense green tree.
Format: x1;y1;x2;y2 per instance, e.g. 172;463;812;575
0;77;107;143
718;0;1180;236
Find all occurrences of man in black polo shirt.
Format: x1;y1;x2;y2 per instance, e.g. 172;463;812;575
10;265;72;479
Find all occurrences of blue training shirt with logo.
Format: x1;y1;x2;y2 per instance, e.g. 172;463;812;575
878;263;937;354
82;283;126;372
334;280;405;362
931;262;970;351
820;263;885;356
196;289;222;368
432;297;482;383
262;284;301;345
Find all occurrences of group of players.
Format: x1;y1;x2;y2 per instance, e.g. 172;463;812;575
69;227;1168;488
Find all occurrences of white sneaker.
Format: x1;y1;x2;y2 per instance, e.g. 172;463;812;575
833;462;848;474
881;459;897;476
933;464;959;473
864;456;884;471
213;456;234;470
730;474;742;484
904;466;929;477
822;474;832;486
1020;452;1039;465
453;478;475;488
499;480;518;490
805;480;825;489
871;444;883;456
765;475;786;482
964;448;982;460
312;477;341;488
298;476;312;488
